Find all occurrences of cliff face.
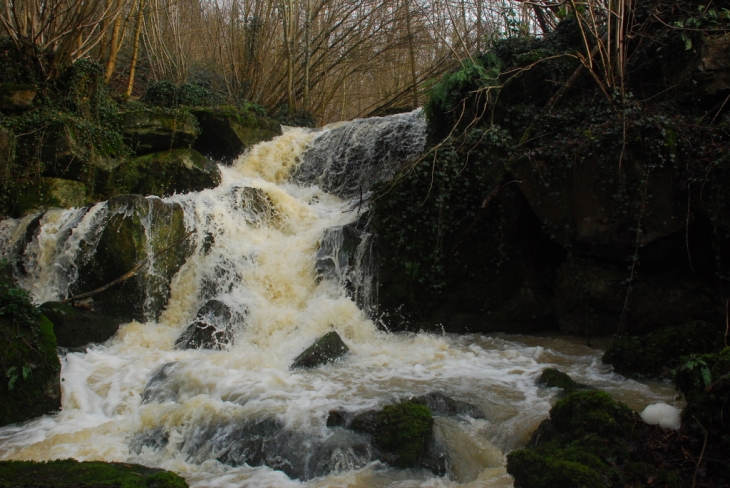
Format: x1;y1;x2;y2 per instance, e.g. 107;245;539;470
372;2;730;340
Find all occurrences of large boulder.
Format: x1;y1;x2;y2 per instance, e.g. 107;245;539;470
39;301;123;348
174;299;242;350
110;148;221;197
13;177;86;215
290;331;349;369
191;107;281;164
0;83;36;111
71;195;192;322
0;267;61;426
122;109;199;156
677;34;730;106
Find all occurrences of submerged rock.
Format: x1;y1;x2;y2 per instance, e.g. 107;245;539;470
290;331;349;369
0;459;188;487
141;362;181;404
111;148;220;197
174;299;242;350
122;109;199;156
410;392;486;420
39;301;122;348
191;107;282;164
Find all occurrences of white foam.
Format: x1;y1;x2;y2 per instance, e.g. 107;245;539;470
641;402;681;430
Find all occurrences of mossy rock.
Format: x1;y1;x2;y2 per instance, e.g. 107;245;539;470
507;448;606;488
550;390;635;438
71;195;192;322
290;331;349;369
174;299;240;350
350;401;434;468
603;321;723;379
191;107;281;164
13;177;87;215
537;368;579;394
122;109;199;156
0;83;37;111
0;270;61;426
0;459;188;487
110;148;220;197
39;302;122;348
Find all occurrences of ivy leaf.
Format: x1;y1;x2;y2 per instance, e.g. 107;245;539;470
701;366;712;388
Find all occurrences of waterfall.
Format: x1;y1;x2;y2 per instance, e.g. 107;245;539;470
0;111;675;486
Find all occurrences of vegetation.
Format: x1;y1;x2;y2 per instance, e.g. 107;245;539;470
0;459;188;488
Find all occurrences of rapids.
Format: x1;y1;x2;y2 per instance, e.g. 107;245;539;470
0;110;678;487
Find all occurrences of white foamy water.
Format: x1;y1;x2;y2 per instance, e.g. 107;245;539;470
0;113;678;487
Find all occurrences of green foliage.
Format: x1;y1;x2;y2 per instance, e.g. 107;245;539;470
0;459;188;487
674;348;730;446
144;81;216;108
603;321;723;379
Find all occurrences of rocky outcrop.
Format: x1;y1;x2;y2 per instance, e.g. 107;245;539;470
0;266;61;427
0;83;36;111
71;195;192;322
13;177;87;215
111;148;220;197
174;299;242;350
122;110;199;156
290;331;349;369
191;107;281;164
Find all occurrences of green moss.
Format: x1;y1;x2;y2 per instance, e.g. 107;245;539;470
507;449;606;488
0;265;61;426
0;459;188;487
350;401;434;468
537;368;578;393
603;321;723;379
550;391;634;437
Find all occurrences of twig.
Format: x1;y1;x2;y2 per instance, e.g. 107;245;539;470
62;230;194;304
692;417;708;488
725;299;729;348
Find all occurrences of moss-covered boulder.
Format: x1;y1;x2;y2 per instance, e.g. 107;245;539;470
0;83;37;111
13;177;86;215
191;107;281;164
110;148;220;197
71;195;192;322
603;321;723;379
350;401;434;468
290;331;349;369
0;266;61;426
507;391;681;488
0;459;188;487
174;299;241;350
122;109;199;156
536;368;580;394
39;301;123;348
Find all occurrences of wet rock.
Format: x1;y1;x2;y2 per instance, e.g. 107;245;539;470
142;362;181;404
13;177;87;215
71;195;192;322
0;83;36;111
122;109;199;156
181;418;371;481
554;258;717;336
315;224;363;281
349;400;434;469
227;186;277;224
129;428;170;454
39;301;123;348
191;107;282;164
0;459;188;487
535;368;595;395
410;392;486;419
174;299;242;350
290;331;349;369
111;148;221;197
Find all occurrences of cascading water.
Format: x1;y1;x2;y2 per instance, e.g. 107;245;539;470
0;110;677;487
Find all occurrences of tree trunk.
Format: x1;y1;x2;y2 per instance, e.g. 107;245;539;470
125;0;145;99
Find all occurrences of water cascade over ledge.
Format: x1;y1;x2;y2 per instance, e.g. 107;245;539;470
0;110;676;487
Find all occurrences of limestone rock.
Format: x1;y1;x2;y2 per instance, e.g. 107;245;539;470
191;107;281;164
174;299;242;350
291;331;349;369
122;109;199;156
39;301;123;348
111;148;221;197
71;195;192;322
0;83;36;111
